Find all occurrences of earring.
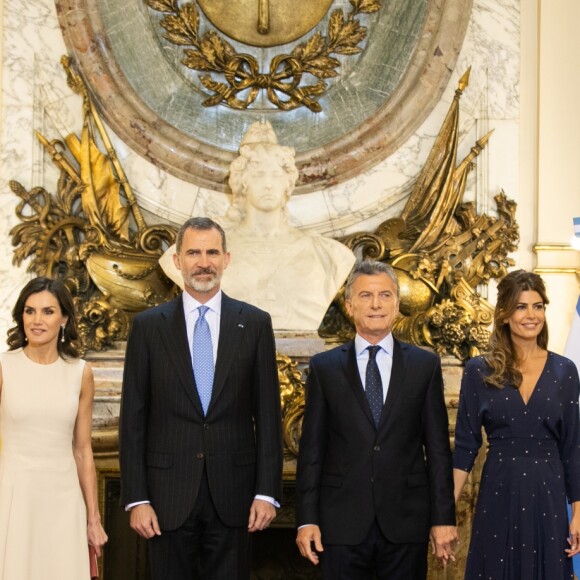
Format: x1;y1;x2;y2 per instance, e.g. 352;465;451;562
60;324;66;343
24;336;28;342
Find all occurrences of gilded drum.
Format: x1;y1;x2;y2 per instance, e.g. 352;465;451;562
197;0;334;47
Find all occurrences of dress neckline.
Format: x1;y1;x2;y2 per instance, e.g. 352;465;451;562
20;347;61;367
516;351;550;407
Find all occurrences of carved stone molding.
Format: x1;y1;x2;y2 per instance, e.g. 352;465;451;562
55;0;472;193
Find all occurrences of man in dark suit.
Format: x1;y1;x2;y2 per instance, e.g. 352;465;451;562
120;217;283;580
295;260;457;579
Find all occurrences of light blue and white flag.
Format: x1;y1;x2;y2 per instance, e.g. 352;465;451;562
574;216;580;239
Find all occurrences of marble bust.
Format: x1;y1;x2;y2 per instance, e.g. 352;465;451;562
160;121;355;331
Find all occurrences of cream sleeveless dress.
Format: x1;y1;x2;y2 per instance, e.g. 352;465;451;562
0;348;90;580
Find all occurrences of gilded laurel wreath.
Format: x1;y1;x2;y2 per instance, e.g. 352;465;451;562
145;0;382;112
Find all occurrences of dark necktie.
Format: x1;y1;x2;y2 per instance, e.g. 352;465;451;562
365;345;383;427
193;305;214;415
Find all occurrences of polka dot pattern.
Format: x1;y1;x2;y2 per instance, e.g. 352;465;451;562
453;352;580;579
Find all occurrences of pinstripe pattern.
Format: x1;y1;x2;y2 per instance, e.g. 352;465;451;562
119;293;283;532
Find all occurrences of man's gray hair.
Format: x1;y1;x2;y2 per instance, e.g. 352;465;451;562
344;260;400;300
175;217;227;253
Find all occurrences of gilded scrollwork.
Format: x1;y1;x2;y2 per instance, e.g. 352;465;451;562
320;69;519;359
145;0;382;112
9;57;177;353
277;353;306;459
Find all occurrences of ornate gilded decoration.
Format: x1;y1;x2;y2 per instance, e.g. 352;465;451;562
10;60;517;361
57;0;471;194
145;0;382;111
321;69;520;360
9;57;177;352
277;353;306;461
196;0;335;47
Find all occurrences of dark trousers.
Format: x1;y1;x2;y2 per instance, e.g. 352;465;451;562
321;521;428;580
148;470;252;580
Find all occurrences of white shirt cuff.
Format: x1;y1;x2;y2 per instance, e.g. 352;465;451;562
254;494;280;508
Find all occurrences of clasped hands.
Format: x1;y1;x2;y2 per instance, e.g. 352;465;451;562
430;525;459;566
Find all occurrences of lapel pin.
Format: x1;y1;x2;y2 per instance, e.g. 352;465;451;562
238;323;244;328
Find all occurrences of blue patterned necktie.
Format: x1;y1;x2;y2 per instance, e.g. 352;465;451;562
365;345;383;427
193;305;214;415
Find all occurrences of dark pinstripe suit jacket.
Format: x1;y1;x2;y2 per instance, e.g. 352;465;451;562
119;292;283;531
296;339;455;545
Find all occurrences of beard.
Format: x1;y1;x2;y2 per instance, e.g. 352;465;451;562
183;268;221;293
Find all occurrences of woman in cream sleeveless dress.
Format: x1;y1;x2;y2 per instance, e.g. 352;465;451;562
0;277;107;580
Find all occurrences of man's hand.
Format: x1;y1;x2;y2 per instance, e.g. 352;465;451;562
248;498;276;532
566;512;580;557
430;525;458;566
296;525;324;565
130;504;162;539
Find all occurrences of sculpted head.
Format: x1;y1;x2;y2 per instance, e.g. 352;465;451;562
227;121;299;223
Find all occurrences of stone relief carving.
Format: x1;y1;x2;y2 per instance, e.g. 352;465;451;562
145;0;382;112
55;0;472;193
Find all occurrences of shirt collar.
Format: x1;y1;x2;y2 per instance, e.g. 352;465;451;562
182;290;223;316
354;332;394;357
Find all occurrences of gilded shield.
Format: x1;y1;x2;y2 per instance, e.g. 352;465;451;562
197;0;334;47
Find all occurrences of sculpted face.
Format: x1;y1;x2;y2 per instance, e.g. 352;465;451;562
504;290;546;343
345;273;400;344
22;290;68;349
173;227;230;300
243;156;289;213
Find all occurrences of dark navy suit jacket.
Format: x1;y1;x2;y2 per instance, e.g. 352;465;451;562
296;338;455;544
120;293;283;531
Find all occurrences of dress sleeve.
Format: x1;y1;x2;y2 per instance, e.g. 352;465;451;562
558;358;580;502
453;358;485;473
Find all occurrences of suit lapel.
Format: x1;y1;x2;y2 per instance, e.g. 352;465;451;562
378;339;407;428
158;295;204;414
209;293;244;413
341;342;377;428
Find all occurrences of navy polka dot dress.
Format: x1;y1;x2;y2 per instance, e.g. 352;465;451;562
454;353;580;579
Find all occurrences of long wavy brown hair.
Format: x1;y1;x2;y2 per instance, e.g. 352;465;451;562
483;270;549;389
7;277;80;359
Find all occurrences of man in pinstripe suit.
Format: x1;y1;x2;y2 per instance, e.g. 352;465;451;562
120;217;283;580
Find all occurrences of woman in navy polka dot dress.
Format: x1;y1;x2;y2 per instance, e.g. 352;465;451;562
453;270;580;579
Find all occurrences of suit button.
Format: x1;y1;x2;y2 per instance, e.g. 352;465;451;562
370;477;374;483
203;423;209;430
196;453;204;460
373;445;380;452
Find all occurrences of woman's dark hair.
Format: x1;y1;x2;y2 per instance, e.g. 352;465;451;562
484;270;549;389
7;277;80;358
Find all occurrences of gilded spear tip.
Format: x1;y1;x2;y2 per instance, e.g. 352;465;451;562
34;130;49;147
458;67;471;92
476;129;495;149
